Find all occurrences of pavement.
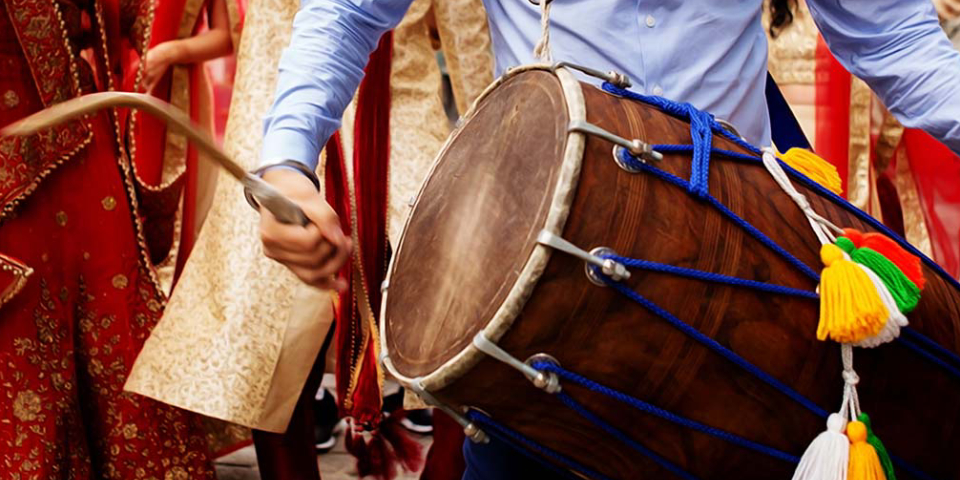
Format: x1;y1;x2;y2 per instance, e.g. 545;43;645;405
214;431;432;480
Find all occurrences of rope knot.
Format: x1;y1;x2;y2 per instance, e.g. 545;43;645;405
842;369;860;386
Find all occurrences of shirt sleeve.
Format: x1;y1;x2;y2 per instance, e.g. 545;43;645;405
259;0;413;171
807;0;960;155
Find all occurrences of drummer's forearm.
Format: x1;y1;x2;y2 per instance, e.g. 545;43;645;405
260;0;413;171
808;0;960;155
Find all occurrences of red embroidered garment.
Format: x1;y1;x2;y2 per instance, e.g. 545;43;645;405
123;0;244;281
0;1;214;477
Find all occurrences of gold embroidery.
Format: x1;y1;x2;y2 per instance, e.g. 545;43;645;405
3;90;19;109
112;274;128;289
83;252;90;260
122;423;138;439
763;0;817;86
102;195;117;210
41;253;48;262
55;211;67;226
12;390;41;421
165;466;188;480
146;299;161;312
0;253;33;308
1;0;93;222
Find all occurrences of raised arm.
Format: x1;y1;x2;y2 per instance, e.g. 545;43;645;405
807;0;960;154
259;0;413;171
256;0;411;290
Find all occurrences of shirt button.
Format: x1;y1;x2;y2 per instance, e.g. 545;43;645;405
653;85;664;96
645;15;656;28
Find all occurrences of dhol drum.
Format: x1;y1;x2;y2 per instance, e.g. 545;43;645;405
380;65;960;479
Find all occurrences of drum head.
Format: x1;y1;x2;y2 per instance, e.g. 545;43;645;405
384;70;570;379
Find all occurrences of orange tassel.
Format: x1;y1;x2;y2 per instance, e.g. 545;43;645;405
847;421;887;480
843;228;925;291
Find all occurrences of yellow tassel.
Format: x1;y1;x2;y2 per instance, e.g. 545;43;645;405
817;244;889;343
847;421;887;480
779;148;843;195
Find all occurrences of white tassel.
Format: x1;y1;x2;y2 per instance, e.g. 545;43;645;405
854;264;909;348
791;413;850;480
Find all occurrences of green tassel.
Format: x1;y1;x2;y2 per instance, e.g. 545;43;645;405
859;412;896;480
837;237;921;313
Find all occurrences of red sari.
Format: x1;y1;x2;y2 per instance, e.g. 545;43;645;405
814;36;960;278
0;0;213;477
124;0;244;287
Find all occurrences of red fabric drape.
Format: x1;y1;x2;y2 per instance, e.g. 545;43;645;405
902;130;960;278
814;35;851;193
327;31;394;427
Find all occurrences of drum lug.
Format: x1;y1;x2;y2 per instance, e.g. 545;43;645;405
536;230;631;285
568;120;662;162
473;332;563;395
716;118;743;139
551;61;631;89
612;145;645;173
525;354;562;394
401;373;489;444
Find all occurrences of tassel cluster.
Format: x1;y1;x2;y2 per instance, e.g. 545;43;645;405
817;230;924;347
779;148;843;195
343;414;425;480
792;413;895;480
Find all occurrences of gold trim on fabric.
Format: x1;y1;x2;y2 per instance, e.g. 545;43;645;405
1;0;93;223
763;0;818;86
895;148;933;257
0;255;33;309
846;77;874;216
225;0;243;53
874;112;905;174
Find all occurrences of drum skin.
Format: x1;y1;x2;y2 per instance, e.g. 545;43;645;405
383;69;960;480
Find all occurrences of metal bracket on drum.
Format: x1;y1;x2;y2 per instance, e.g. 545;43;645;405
568;120;663;163
536;230;630;286
382;356;489;444
550;61;631;89
716;118;743;139
472;332;562;394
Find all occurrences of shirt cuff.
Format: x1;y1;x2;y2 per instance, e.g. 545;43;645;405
259;128;322;172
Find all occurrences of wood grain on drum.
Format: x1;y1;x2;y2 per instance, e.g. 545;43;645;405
384;69;960;480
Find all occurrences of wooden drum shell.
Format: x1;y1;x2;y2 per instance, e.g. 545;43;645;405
382;67;960;480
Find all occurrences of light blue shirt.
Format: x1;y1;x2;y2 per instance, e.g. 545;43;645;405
261;0;960;171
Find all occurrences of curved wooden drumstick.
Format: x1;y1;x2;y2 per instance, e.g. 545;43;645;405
1;92;308;226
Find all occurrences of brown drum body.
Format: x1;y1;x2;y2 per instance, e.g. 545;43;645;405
381;67;960;479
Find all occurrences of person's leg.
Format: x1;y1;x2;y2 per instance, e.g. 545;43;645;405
253;327;334;480
419;411;466;480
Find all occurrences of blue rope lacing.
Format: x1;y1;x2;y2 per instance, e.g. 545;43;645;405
533;362;802;464
466;410;615;480
465;82;957;480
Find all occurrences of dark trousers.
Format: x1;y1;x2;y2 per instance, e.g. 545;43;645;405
252;328;334;480
461;435;568;480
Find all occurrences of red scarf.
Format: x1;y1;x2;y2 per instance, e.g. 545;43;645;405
324;32;424;478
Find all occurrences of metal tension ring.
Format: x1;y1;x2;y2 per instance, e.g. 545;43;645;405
612;145;644;173
524;354;562;394
585;247;629;286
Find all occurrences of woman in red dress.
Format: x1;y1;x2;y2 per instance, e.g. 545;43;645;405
124;0;243;289
0;1;214;477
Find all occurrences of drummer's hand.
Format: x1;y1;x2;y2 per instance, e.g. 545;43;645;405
260;168;351;291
